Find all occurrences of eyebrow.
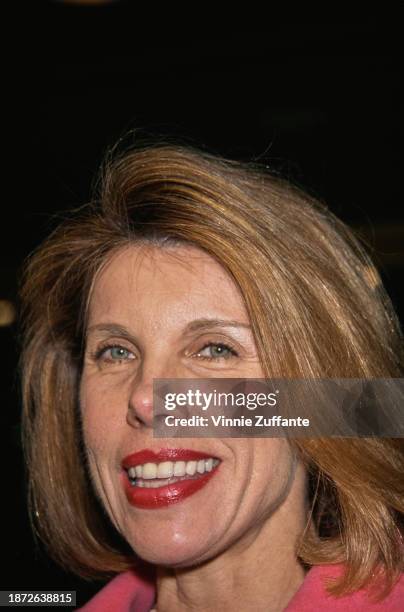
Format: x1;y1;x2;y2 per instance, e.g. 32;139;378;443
86;323;137;341
183;318;251;333
86;318;251;339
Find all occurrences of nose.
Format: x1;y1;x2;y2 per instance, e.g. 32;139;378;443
127;375;154;429
127;360;178;429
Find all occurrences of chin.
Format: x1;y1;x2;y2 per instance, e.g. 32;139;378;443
125;530;219;568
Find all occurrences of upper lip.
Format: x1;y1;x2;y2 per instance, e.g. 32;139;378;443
121;448;217;470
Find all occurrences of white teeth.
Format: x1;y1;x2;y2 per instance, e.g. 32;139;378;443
185;461;197;476
141;478;172;488
197;460;205;474
157;461;174;479
127;457;219;483
128;467;137;479
142;463;157;479
173;461;186;477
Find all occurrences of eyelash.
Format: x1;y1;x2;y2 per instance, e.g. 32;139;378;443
91;341;239;363
92;344;133;362
194;342;238;362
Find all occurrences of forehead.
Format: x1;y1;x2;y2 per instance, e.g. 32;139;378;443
87;244;249;323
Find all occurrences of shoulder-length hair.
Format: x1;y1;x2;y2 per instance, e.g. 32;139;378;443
19;141;404;599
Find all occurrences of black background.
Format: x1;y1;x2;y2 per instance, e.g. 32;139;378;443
1;4;403;609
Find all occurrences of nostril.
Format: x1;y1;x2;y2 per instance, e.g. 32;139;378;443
126;409;144;429
126;395;155;428
127;385;154;427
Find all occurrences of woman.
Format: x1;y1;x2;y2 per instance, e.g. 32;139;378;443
20;142;404;610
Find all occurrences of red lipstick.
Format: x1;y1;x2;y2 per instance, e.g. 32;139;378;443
122;448;214;469
121;448;220;509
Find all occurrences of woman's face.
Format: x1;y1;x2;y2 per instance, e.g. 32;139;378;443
80;244;307;567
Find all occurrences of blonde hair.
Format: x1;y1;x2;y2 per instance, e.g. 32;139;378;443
20;141;404;599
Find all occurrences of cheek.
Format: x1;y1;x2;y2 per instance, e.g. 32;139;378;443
249;441;297;511
79;374;123;478
79;377;127;526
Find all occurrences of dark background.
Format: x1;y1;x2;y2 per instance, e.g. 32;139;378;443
2;4;403;609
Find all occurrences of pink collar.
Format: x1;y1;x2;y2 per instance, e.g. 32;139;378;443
79;563;404;611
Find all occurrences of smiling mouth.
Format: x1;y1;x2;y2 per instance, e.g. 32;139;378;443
127;457;220;488
121;449;221;508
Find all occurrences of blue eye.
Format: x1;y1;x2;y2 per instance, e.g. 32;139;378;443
95;345;135;363
109;347;132;360
196;343;238;361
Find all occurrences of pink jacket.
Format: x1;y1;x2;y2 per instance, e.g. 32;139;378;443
78;563;404;611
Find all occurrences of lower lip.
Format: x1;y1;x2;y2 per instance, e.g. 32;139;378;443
122;468;218;509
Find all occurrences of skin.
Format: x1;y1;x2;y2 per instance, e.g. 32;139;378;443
80;244;310;611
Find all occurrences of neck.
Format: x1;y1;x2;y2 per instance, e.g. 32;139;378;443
156;557;306;612
154;473;310;612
